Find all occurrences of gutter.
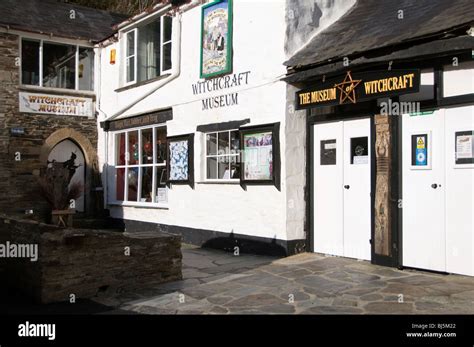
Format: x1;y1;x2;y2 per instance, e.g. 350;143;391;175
94;43;110;208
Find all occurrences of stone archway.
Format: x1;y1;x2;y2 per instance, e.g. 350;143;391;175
40;128;99;215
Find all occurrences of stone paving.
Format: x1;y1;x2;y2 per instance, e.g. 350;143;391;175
93;245;474;314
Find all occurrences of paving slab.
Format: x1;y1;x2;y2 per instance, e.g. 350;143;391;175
91;247;474;315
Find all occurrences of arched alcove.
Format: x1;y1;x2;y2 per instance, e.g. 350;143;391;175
40;128;98;214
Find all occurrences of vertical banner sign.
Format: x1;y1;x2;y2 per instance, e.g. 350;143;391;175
200;0;233;79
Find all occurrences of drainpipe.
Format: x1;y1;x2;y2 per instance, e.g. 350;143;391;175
95;43;109;209
104;13;182;122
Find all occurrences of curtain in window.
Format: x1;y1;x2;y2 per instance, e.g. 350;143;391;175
138;20;161;82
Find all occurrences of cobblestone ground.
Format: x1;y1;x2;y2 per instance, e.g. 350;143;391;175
93;246;474;315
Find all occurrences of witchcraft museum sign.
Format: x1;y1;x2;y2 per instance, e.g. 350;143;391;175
295;70;420;110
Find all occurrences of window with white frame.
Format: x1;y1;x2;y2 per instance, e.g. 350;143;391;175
21;39;94;91
124;15;173;85
205;130;240;180
115;126;168;204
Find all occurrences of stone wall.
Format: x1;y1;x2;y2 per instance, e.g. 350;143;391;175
285;84;307;248
0;32;99;217
0;214;182;304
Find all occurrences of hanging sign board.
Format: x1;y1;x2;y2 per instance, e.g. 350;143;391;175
295;70;420;110
200;0;233;79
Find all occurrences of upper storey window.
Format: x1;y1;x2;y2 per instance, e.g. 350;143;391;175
124;15;173;85
21;39;94;91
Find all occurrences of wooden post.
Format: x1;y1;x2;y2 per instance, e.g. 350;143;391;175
374;114;392;256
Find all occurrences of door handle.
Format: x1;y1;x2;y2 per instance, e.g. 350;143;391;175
344;185;350;189
431;183;438;189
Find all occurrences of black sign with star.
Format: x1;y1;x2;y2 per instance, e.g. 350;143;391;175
295;69;420;110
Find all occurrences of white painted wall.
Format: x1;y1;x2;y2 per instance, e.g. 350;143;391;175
285;0;356;57
282;0;359;242
443;61;474;98
96;0;296;241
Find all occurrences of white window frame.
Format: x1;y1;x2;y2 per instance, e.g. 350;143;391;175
113;124;168;207
124;29;138;85
204;129;240;182
160;15;173;75
122;14;173;85
19;37;94;91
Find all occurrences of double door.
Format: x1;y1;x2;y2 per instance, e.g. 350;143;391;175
402;107;474;276
312;118;371;261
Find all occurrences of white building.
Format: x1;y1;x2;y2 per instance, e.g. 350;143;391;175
96;0;305;255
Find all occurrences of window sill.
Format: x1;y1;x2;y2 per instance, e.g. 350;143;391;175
108;201;169;209
19;85;96;98
197;180;240;185
115;74;172;93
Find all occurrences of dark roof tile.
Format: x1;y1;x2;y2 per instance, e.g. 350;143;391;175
0;0;128;42
285;0;474;67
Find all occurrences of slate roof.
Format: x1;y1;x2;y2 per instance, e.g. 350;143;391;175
0;0;128;43
285;0;474;68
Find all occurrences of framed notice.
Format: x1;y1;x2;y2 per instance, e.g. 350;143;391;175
240;123;280;189
410;132;431;170
455;130;474;166
320;139;336;165
200;0;233;79
167;134;194;187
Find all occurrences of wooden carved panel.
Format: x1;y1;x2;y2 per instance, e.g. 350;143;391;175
374;115;391;256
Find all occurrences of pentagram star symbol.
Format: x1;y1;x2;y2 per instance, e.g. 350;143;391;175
335;72;362;104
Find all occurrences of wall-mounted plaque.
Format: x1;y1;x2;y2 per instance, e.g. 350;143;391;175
19;92;93;117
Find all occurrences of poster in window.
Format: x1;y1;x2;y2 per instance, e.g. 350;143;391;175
243;131;273;180
200;0;233;78
169;140;189;180
167;134;194;186
320;139;336;165
455;130;474;165
351;136;368;165
156;188;168;204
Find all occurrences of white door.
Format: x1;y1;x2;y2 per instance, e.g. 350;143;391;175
313;118;371;260
402;111;446;272
313;121;344;256
445;106;474;276
48;139;85;212
343;119;371;260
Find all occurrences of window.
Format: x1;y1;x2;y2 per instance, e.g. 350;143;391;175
125;30;137;83
115;126;168;204
125;15;172;84
21;39;94;91
205;130;240;180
